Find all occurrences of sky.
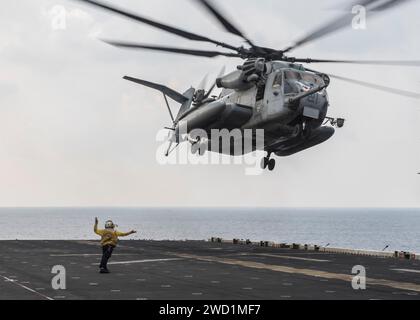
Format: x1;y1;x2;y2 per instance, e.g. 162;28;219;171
0;0;419;207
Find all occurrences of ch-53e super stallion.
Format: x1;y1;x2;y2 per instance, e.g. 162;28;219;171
76;0;420;171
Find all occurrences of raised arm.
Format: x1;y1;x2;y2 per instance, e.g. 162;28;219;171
94;217;103;235
116;230;137;237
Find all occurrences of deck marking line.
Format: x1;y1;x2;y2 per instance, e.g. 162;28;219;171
172;253;420;293
240;253;330;262
104;258;182;265
50;254;134;257
391;268;420;274
0;275;53;300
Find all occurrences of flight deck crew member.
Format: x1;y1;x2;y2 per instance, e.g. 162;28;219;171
94;217;137;274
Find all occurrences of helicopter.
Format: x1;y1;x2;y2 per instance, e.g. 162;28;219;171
75;0;420;171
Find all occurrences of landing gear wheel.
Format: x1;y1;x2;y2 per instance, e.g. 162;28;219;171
261;157;269;170
268;159;276;171
261;152;276;171
293;124;301;137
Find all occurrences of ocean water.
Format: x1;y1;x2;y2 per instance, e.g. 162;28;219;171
0;207;419;253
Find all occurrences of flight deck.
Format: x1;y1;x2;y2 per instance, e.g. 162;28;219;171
0;240;419;300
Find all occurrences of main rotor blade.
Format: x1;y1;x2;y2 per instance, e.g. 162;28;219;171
289;58;420;67
103;40;240;58
75;0;239;52
328;73;420;99
195;0;256;47
283;0;414;53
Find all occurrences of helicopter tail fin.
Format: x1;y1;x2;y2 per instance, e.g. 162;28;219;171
123;76;194;123
123;76;188;104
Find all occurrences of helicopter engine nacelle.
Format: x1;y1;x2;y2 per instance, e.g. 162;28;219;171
216;70;254;91
216;58;266;91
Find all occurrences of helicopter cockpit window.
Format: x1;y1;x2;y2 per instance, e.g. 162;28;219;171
272;73;283;88
302;73;316;84
284;70;301;95
302;73;323;86
284;70;302;81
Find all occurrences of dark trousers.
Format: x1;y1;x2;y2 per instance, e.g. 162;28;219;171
100;245;114;270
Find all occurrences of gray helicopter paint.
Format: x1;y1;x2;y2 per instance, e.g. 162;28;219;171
237;87;257;107
216;70;254;92
266;71;284;116
177;100;226;134
209;104;253;130
303;107;320;119
240;62;329;137
219;87;252;107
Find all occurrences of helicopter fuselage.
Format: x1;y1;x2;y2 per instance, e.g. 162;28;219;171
176;60;335;157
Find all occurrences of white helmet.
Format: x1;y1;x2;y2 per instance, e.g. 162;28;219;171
105;220;115;229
